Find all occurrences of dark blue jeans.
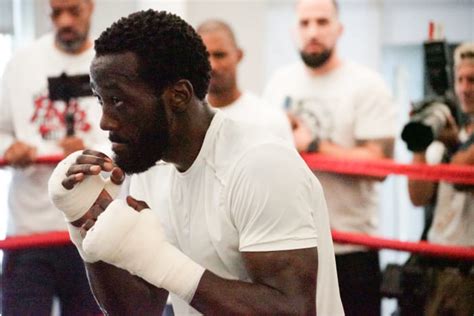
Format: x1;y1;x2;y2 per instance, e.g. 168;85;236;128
2;245;101;316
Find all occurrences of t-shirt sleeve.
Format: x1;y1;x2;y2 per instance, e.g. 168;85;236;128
354;72;397;140
226;143;319;252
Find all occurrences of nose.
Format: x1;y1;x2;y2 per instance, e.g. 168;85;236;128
209;56;218;72
307;21;322;38
99;111;119;132
56;11;75;29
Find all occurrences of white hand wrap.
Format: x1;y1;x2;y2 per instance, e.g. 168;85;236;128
83;200;205;303
67;223;99;263
48;150;121;263
48;150;121;222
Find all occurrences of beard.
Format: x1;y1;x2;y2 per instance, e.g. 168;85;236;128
300;49;333;69
112;99;170;175
208;71;234;95
56;27;88;53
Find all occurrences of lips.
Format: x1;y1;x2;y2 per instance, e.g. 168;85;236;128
111;142;128;152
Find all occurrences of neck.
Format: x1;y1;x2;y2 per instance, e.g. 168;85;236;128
208;88;241;108
55;38;93;55
165;102;215;172
305;52;342;76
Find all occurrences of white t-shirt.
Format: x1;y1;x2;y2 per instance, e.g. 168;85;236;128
130;112;343;316
263;61;397;253
213;91;293;145
425;135;474;247
0;33;108;236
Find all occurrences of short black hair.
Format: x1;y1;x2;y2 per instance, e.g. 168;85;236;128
94;9;211;100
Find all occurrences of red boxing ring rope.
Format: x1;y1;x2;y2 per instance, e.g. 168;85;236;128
0;154;473;260
300;153;474;184
0;230;472;261
2;153;474;184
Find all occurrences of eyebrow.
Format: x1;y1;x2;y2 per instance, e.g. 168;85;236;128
460;51;474;59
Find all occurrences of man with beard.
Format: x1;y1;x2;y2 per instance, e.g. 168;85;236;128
197;19;292;143
263;0;396;315
48;10;344;315
0;0;104;314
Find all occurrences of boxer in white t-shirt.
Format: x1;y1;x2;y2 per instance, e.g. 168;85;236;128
48;10;344;316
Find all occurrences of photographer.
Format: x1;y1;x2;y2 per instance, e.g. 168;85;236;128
0;0;106;314
407;42;474;315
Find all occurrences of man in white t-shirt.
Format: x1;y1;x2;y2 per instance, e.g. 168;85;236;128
48;10;344;315
263;0;396;315
0;0;104;314
408;42;474;315
197;19;293;144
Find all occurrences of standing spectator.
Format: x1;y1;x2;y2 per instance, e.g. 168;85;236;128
197;19;293;144
0;0;105;314
407;42;474;316
263;0;396;315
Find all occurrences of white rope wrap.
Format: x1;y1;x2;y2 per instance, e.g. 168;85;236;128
48;150;121;222
82;200;205;303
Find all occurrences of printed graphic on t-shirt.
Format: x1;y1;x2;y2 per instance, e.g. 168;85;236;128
30;91;91;140
285;96;335;140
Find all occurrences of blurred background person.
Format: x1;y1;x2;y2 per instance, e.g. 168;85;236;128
0;0;106;314
197;19;293;144
263;0;397;315
407;42;474;316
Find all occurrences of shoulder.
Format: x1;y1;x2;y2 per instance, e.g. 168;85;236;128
344;61;389;89
268;62;303;80
5;34;54;71
229;142;311;189
240;91;262;105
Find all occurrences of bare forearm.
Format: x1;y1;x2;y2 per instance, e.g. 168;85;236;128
318;138;394;181
451;145;474;191
319;138;394;160
85;261;168;315
191;271;315;316
408;152;437;206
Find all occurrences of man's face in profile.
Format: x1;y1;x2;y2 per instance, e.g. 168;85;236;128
90;52;170;174
455;62;474;114
50;0;93;53
296;0;342;68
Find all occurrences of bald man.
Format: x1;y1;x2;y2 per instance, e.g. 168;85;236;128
0;0;105;314
264;0;397;315
197;20;293;144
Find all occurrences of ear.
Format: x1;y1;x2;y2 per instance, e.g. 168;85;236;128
236;48;244;63
162;79;194;113
337;22;344;38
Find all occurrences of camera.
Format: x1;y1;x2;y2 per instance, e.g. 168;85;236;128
401;40;459;152
401;97;457;152
48;73;92;136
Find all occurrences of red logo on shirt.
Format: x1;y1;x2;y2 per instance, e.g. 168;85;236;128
30;93;91;140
